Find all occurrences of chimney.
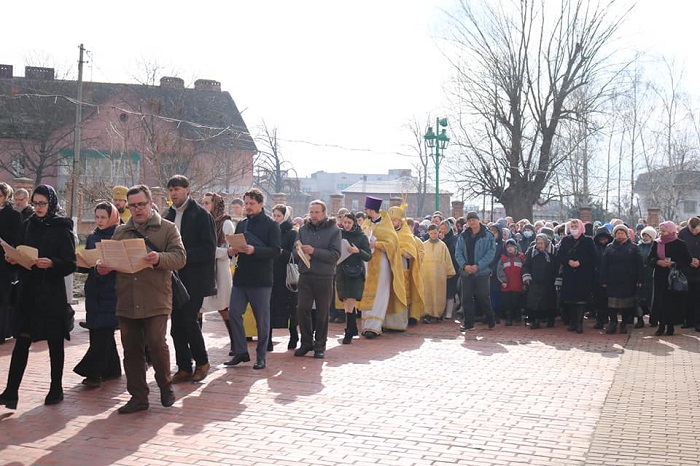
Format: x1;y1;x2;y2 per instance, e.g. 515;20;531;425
194;79;221;92
25;66;54;80
0;64;13;79
160;76;184;89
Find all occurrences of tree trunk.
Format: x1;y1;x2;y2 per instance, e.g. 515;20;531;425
499;183;538;221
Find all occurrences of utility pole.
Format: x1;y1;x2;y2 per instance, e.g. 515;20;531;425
70;44;85;221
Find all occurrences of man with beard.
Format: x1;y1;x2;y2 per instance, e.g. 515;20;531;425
359;196;406;339
112;186;130;224
293;200;341;358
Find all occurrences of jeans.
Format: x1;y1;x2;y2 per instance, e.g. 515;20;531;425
460;274;494;328
229;285;272;362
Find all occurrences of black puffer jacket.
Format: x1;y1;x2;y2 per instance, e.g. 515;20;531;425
232;209;281;287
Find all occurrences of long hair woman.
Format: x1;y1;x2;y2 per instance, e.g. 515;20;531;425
73;201;122;387
0;185;76;409
0;182;22;343
336;213;371;344
649;221;691;336
201;193;236;354
270;204;299;350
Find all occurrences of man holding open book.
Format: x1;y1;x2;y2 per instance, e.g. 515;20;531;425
106;185;186;414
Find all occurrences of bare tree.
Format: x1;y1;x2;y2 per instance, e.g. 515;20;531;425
444;0;632;221
253;122;298;197
405;116;433;218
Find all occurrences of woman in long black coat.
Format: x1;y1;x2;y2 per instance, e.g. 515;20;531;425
0;182;22;343
522;234;558;329
336;213;371;344
600;225;643;334
270;204;298;350
556;218;596;333
0;185;76;409
649;220;691;336
73;202;122;387
440;220;459;319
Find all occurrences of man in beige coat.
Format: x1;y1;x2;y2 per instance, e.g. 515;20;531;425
99;185;186;414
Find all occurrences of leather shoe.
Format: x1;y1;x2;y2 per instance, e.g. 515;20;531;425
294;346;313;357
118;398;149;414
82;377;101;388
362;331;379;339
0;391;18;410
224;353;250;366
313;351;324;359
44;389;64;405
160;387;175;407
287;338;298;350
253;359;266;370
192;363;210;382
171;370;193;384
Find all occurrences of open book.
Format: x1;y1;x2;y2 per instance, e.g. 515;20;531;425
76;248;101;268
97;238;152;274
0;240;38;270
337;238;353;265
225;233;247;250
295;240;311;268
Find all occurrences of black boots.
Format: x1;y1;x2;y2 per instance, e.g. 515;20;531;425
634;316;645;328
655;324;666;336
0;336;31;409
343;310;359;344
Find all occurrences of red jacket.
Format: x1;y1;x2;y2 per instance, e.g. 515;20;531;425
496;253;524;292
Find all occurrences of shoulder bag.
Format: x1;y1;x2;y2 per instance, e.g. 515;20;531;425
668;264;688;293
286;254;299;292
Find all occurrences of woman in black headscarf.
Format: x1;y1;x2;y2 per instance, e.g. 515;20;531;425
0;185;76;409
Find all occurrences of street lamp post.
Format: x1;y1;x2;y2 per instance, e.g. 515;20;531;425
424;118;450;213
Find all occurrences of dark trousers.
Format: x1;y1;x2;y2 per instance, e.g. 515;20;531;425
119;315;171;404
461;274;495;328
3;335;64;396
73;328;121;380
171;295;208;372
685;281;700;327
499;292;521;320
230;285;272;362
298;276;333;352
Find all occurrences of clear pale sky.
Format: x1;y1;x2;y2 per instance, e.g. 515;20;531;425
3;0;699;180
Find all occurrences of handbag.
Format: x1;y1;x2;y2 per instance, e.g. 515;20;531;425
65;303;75;335
286;254;299;292
171;271;191;309
668;264;688;293
343;263;364;278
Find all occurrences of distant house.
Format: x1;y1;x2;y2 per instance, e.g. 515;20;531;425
636;168;700;222
0;65;256;233
341;176;452;219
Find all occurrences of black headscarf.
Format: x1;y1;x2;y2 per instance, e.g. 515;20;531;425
32;184;59;219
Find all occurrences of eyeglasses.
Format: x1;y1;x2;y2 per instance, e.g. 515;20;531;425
31;201;49;207
127;201;150;210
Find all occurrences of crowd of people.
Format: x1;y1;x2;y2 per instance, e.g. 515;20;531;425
0;179;698;414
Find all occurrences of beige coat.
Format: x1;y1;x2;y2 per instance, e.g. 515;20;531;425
112;211;187;319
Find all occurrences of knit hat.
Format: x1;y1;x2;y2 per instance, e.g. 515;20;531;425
612;224;630;238
504;238;518;250
641;226;657;240
466;211;479;220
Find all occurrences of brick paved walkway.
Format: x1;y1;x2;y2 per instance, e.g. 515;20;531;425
0;302;697;465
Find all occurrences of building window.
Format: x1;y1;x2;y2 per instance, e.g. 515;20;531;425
351;199;358;211
10;155;25;177
683;200;696;214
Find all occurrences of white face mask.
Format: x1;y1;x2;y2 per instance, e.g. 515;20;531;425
523;231;533;238
570;229;580;236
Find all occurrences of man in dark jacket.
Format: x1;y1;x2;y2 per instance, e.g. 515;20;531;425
293;200;341;359
225;189;281;370
165;175;217;383
679;216;700;330
455;211;496;331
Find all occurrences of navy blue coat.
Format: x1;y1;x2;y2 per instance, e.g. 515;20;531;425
556;234;596;304
600;239;643;299
80;225;119;330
